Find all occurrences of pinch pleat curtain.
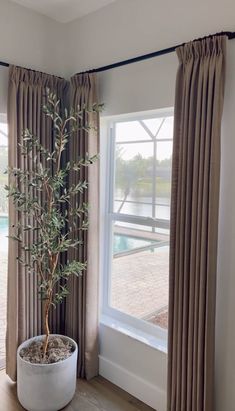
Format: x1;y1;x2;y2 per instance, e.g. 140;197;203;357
167;36;226;411
6;66;68;381
65;73;99;380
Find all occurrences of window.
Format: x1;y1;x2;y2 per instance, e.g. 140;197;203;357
0;115;8;369
101;109;173;339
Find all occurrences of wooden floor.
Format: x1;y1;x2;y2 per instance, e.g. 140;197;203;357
0;370;155;411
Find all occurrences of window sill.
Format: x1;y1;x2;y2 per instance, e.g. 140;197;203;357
100;314;167;354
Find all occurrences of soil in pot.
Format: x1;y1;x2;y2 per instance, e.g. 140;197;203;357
19;336;75;364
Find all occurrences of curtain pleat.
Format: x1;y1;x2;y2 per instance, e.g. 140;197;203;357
65;73;100;380
6;66;68;381
167;35;226;411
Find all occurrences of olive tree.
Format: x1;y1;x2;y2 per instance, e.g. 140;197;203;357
5;90;102;360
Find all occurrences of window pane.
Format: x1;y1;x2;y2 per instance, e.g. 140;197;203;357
157;141;172;162
156;177;171;202
107;112;173;331
114;142;153;216
116;121;152;142
140;117;174;140
142;118;165;136
114;200;153;217
155;140;172;205
155;204;171;220
114;220;153;232
156;116;174;140
0;122;8;147
110;222;169;329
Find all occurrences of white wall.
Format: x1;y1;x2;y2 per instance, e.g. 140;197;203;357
216;42;235;411
98;52;177;116
65;1;235;410
99;323;167;410
64;0;235;77
0;0;65;77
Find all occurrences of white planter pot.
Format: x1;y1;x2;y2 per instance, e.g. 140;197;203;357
17;334;78;411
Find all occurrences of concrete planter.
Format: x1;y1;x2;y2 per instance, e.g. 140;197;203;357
17;334;78;411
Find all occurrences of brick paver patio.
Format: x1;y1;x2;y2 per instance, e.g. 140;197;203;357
112;245;169;328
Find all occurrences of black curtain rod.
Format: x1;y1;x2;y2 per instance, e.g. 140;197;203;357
0;31;234;75
78;31;235;75
0;61;9;67
0;61;64;79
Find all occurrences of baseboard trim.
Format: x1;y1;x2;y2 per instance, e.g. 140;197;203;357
99;355;166;411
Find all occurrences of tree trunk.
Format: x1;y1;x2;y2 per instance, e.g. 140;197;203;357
42;296;51;360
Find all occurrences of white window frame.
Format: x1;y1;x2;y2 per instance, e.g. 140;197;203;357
100;108;174;346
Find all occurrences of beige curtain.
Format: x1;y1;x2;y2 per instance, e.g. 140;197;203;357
6;66;68;381
167;35;226;411
65;73;100;380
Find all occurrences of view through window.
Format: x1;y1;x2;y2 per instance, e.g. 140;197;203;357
0;118;8;368
106;113;173;330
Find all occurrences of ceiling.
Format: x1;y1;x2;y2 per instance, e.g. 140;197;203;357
9;0;117;23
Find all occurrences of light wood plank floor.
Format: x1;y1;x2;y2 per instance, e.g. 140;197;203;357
0;370;155;411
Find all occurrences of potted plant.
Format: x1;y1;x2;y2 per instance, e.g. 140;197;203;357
6;90;101;411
